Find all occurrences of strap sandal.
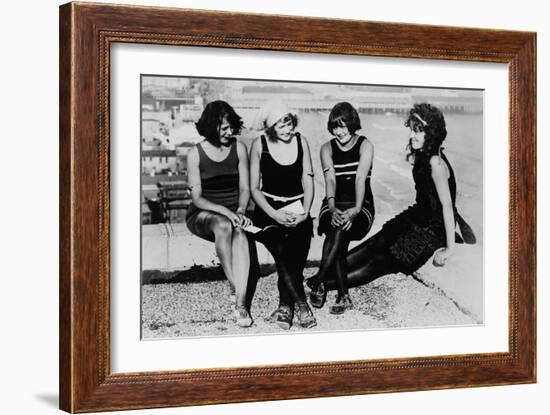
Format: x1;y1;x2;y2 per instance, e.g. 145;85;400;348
305;276;317;291
329;294;353;315
309;281;327;308
266;305;293;330
228;283;236;303
295;301;317;329
234;306;253;328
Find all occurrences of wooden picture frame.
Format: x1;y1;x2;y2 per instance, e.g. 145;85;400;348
59;2;536;412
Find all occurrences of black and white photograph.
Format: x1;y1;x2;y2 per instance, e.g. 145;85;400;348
140;75;483;339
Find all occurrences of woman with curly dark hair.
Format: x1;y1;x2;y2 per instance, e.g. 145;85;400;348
307;102;475;290
186;100;254;327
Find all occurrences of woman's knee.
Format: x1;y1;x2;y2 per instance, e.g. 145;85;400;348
268;242;291;265
347;232;382;260
325;228;348;249
212;216;233;238
332;226;348;237
232;226;247;240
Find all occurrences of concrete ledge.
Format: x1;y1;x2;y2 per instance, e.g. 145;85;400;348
144;223;262;270
141;222;483;323
413;244;483;323
142;223;325;271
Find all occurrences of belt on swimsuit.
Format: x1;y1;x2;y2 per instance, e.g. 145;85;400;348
261;191;304;203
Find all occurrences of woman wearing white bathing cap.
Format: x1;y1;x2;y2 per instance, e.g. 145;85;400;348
249;100;317;330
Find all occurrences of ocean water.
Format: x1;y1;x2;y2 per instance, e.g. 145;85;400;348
240;111;484;245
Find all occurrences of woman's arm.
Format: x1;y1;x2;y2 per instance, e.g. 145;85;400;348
187;146;239;226
343;138;374;229
354;139;374;211
299;136;315;217
320;142;345;227
249;138;294;226
430;155;455;265
320;142;336;204
235;141;252;226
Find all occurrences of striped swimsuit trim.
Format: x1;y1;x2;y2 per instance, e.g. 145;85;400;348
361;206;374;225
334;161;360;168
333;161;373;177
319;203;374;224
319;204;330;216
334;172;372;177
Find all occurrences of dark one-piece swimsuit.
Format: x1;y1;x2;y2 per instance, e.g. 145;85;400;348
318;135;375;241
252;133;313;242
185;140;240;231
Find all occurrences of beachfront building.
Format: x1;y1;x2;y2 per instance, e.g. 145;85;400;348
142;77;191;99
411;90;483;113
231;85;313;111
354;91;412;113
241;85;313;100
142;149;178;175
168;122;203;146
143;118;171;140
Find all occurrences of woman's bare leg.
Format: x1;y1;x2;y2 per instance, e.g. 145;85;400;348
231;228;250;307
210;216;235;286
187;212;252;327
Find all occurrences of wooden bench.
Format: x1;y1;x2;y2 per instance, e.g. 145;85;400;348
156;181;192;223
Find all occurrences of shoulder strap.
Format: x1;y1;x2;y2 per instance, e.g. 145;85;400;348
330;138;338;154
195;142;207;165
352;135;366;159
228;140;238;166
295;132;303;158
260;135;269;153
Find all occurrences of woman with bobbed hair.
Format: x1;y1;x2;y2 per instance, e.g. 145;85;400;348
307;102;475;291
310;102;375;314
186;100;253;327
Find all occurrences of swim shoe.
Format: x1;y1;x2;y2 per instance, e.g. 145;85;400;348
266;305;293;330
329;294;353;315
309;281;327;308
295;301;317;329
234;306;253;327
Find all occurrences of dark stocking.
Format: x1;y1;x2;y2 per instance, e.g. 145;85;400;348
268;242;306;305
264;232;309;307
316;228;350;296
324;251;398;290
346;229;388;270
323;230;399;290
285;222;312;300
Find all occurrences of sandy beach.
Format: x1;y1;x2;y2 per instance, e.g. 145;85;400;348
142;268;477;338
